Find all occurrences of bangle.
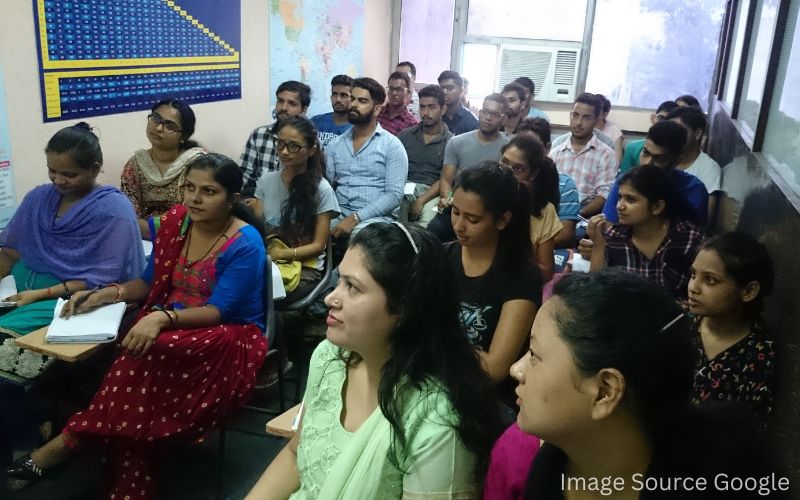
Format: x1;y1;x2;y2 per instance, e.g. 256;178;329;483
293;248;297;260
352;212;360;224
169;310;178;328
46;287;53;299
108;283;124;303
160;309;176;328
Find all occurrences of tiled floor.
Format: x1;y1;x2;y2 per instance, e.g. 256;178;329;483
1;314;325;500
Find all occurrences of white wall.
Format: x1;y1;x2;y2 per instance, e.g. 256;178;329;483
0;0;392;199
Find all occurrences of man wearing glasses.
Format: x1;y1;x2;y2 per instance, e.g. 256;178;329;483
239;80;310;197
311;74;354;147
377;71;419;135
438;93;510;212
425;93;511;242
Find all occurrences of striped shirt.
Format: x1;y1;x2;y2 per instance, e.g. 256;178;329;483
325;123;409;220
603;220;704;300
550;134;617;203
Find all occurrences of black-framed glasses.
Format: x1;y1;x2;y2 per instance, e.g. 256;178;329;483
479;109;504;120
276;139;306;154
500;157;529;175
147;113;182;134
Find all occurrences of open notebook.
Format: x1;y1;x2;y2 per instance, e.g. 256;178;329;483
0;275;17;308
45;297;126;343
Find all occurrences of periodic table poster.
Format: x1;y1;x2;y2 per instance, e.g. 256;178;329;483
32;0;241;122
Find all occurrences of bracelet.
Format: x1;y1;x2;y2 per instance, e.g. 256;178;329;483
352;212;360;224
46;287;53;299
160;309;176;328
63;281;71;299
108;283;124;303
293;248;297;260
169;309;178;328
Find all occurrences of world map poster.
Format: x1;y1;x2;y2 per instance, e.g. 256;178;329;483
32;0;241;122
269;0;364;118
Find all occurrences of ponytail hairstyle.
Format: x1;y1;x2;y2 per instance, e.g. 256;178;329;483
454;163;536;277
618;165;698;224
273;116;325;245
700;231;775;323
185;153;266;236
502;134;560;217
45;122;103;171
347;223;504;484
151;98;199;149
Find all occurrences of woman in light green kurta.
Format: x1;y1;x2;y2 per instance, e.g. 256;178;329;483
247;223;505;499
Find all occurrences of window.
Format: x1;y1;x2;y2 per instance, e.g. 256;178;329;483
762;0;800;195
723;0;751;109
586;0;726;110
738;0;781;138
466;0;587;41
399;0;456;84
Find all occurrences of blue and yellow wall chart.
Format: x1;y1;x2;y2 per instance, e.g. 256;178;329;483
33;0;241;122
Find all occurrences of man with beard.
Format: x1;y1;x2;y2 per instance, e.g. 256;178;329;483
438;93;510;211
239;80;310;196
397;85;453;227
311;74;353;147
377;71;419;135
549;92;616;218
501;81;527;134
426;93;510;242
325;77;408;238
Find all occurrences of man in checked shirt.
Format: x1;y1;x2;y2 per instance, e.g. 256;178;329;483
239;80;311;197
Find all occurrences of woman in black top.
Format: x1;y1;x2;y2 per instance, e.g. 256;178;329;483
446;163;541;385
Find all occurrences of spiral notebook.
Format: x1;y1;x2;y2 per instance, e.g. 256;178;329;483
45;298;126;343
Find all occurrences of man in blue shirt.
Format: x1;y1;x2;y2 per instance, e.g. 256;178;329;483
438;70;479;136
514;76;550;122
325;77;408;238
602;120;708;225
311;74;353;148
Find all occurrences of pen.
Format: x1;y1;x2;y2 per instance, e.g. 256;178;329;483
291;401;305;431
72;285;101;312
578;214;590;224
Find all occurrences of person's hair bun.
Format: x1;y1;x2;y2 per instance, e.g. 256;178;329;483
73;121;92;131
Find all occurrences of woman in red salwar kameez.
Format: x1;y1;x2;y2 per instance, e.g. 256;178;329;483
7;153;267;499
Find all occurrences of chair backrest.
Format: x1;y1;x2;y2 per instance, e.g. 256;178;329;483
284;235;335;311
263;255;276;346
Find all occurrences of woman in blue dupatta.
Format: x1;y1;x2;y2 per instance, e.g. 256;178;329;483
247;223;506;499
0;123;144;383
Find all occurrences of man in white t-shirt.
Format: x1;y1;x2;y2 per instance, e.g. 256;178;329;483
668;106;722;225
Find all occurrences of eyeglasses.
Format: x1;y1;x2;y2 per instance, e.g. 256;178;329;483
386;86;408;94
500;157;529;175
276;139;306;154
479;109;504;120
147;113;182;134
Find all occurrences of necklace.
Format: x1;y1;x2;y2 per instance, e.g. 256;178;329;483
183;216;235;267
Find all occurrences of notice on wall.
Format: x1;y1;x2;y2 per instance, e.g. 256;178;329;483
0;63;16;228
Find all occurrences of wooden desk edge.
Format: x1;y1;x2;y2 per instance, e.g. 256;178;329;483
265;403;301;438
14;326;104;363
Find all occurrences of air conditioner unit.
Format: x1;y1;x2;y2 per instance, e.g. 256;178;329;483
497;43;581;103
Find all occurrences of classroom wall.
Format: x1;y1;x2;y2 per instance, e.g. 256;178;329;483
0;0;392;200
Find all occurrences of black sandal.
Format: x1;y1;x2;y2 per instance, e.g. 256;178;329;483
5;453;47;489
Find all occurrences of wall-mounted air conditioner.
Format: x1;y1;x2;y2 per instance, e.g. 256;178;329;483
496;42;581;103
